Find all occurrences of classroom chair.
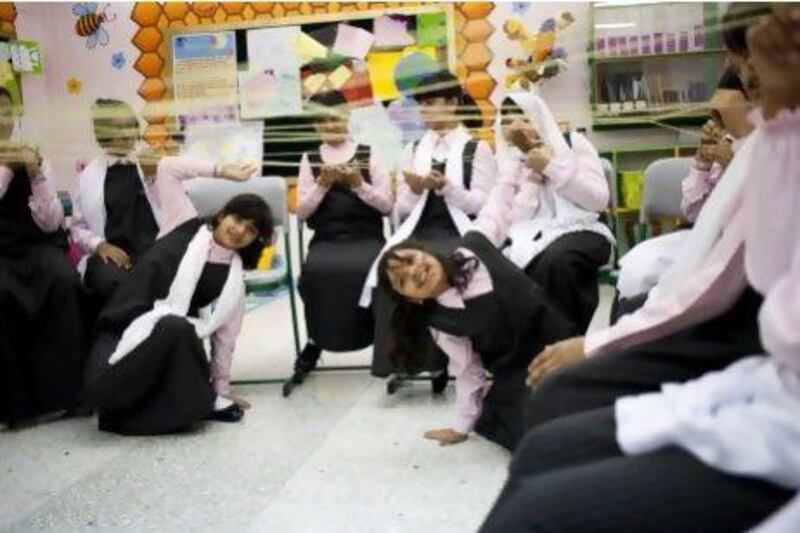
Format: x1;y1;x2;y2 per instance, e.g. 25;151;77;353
184;176;301;385
638;157;693;242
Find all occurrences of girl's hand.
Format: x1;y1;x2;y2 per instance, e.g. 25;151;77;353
19;146;43;178
342;165;364;188
714;137;734;169
508;119;538;152
318;165;339;187
525;143;554;174
404;171;427;195
423;428;468;446
224;394;252;410
96;241;132;270
425;169;447;191
218;163;258;182
527;336;586;387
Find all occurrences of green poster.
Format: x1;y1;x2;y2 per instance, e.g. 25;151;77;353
416;12;447;47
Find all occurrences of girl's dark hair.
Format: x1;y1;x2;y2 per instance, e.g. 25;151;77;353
721;3;771;55
410;70;463;103
91;98;139;148
308;90;348;109
376;240;478;374
410;70;484;131
211;193;274;269
501;97;524;117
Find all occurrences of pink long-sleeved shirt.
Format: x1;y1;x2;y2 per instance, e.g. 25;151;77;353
427;177;517;434
70;156;156;254
507;132;609;223
151;155;243;396
586;108;800;372
681;163;725;223
0;162;64;233
395;127;496;219
296;140;394;219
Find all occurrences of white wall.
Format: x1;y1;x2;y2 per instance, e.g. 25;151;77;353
15;2;141;190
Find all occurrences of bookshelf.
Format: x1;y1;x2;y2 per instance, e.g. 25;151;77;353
589;2;726;131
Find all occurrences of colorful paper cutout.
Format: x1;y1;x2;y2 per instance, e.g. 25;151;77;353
328;64;352;90
367;46;438;100
373;15;415;48
333;24;375;60
416;12;448;47
295;32;329;64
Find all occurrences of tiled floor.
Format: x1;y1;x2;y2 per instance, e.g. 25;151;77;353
1;241;614;533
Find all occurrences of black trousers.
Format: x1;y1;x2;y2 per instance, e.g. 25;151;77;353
524;231;611;333
524;286;764;430
84;254;128;308
609;290;648;325
481;408;794;532
85;315;215;435
1;244;88;423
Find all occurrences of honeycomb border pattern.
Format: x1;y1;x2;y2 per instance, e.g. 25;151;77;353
129;2;496;149
0;3;17;40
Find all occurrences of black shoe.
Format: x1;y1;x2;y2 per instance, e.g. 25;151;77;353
206;404;244;423
431;369;449;395
294;343;322;374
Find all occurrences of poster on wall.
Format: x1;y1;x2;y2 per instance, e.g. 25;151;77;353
239;27;303;119
173;32;238;123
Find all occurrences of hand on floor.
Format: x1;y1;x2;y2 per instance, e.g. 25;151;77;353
224;394;252;410
527;336;586;387
424;428;468;446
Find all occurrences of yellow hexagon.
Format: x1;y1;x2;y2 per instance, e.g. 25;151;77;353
133;27;163;53
131;3;161;27
463;19;494;43
163;3;189;21
459;2;493;20
462;43;492;70
221;2;246;15
135;52;164;78
139;78;168;102
191;2;219;17
249;2;274;14
465;70;496;100
0;3;17;23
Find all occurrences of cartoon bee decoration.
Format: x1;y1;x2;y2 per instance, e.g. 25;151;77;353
73;3;116;49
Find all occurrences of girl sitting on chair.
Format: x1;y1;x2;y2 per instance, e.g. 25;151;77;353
499;93;613;333
289;90;393;392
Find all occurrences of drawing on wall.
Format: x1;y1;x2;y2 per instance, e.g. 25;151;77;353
66;76;82;94
73;2;116;50
111;51;126;70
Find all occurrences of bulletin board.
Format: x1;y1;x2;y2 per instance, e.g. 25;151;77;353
164;4;456;176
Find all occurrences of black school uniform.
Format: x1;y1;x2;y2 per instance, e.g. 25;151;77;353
298;146;385;351
84;162;160;303
84;219;230;435
0;167;87;424
426;231;577;451
371;140;480;377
